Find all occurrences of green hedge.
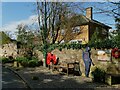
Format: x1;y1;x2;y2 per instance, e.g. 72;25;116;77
45;43;82;52
40;39;120;52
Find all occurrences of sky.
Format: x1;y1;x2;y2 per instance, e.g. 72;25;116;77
0;2;2;28
0;1;119;39
2;2;36;25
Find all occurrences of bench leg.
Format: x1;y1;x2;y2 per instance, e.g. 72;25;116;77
52;65;54;71
48;65;50;70
67;64;69;76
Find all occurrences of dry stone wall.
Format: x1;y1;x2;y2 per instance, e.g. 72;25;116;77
1;43;118;76
0;43;17;58
35;48;120;76
52;48;119;76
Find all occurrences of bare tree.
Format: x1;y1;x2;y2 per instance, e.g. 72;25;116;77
36;1;87;67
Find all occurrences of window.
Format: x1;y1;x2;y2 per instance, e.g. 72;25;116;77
61;29;65;36
69;39;82;44
72;26;80;33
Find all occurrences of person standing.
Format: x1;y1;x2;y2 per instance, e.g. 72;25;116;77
82;45;94;77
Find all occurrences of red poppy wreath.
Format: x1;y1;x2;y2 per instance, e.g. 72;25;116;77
112;48;120;58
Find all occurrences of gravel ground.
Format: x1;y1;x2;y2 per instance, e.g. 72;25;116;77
14;66;120;89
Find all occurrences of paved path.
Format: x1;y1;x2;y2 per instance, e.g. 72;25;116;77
2;66;28;89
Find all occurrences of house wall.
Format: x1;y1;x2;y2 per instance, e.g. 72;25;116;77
89;23;109;41
74;25;89;44
56;25;89;44
89;23;94;40
56;23;109;44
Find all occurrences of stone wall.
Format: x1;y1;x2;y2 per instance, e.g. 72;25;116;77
1;43;118;76
0;43;17;58
35;48;120;76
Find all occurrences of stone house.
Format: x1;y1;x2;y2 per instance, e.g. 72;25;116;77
57;7;112;44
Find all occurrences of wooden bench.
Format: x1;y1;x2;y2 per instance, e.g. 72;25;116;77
48;63;63;71
50;61;81;76
66;61;81;76
105;73;120;85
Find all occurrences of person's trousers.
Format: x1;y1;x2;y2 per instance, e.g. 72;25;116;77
84;61;91;77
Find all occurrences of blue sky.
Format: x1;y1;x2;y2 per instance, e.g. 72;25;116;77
0;2;2;27
2;2;36;26
1;2;117;32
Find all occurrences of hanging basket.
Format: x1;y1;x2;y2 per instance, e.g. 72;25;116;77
112;48;120;58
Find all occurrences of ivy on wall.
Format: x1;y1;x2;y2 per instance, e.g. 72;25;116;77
38;43;85;52
0;31;12;44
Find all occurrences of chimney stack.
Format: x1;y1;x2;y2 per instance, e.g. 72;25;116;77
86;7;93;20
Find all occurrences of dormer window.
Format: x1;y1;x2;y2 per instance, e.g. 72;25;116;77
72;26;80;33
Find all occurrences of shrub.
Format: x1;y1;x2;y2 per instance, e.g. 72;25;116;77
1;57;9;64
31;56;38;61
28;60;38;67
25;50;33;60
14;56;40;67
21;60;29;67
91;67;106;83
15;57;29;67
38;60;43;66
15;57;28;63
58;47;62;51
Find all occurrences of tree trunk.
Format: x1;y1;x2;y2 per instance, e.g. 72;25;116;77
43;50;47;67
43;1;47;67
